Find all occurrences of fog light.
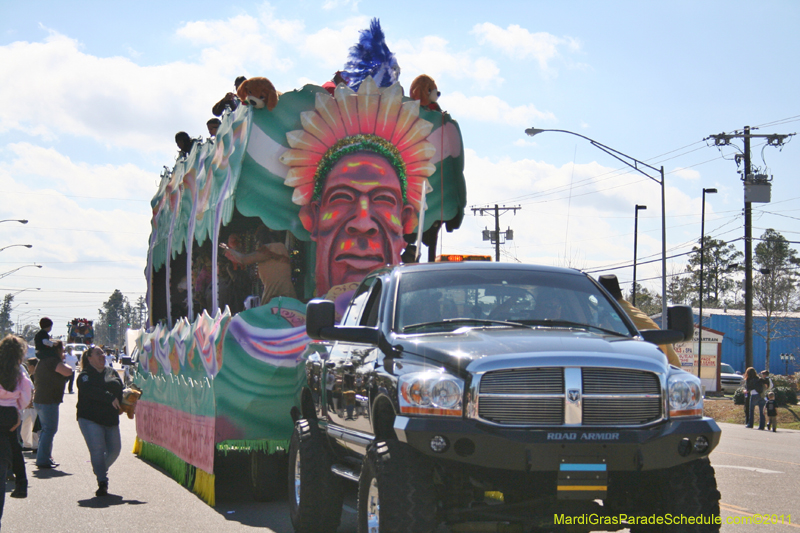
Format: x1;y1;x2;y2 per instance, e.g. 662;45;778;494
677;437;692;457
694;436;709;454
430;435;449;453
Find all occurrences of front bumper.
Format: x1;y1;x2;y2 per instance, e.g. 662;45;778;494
393;416;720;472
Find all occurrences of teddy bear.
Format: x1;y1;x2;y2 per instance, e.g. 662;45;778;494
236;76;280;111
119;385;142;419
410;74;442;112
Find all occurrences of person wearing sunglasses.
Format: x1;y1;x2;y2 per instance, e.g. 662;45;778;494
76;347;123;497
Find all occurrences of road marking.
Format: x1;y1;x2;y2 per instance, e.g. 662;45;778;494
721;502;749;511
716;451;800;468
714;465;783;474
720;502;800;529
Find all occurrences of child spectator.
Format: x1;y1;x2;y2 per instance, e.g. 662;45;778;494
34;318;57;360
765;391;778;432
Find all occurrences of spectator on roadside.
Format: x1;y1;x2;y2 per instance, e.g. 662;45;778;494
0;334;34;505
212;76;247;117
20;359;38;452
762;370;774;391
206;118;221;138
34;317;57;360
765;391;778;432
63;348;78;394
76;346;124;497
33;341;72;469
744;367;769;430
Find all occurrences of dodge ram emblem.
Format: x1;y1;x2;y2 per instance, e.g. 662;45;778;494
567;389;581;403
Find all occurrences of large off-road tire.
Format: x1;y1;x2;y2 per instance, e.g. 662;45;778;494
250;449;288;502
357;440;438;533
288;419;343;533
631;458;721;533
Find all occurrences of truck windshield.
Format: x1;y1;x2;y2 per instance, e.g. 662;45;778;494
395;268;634;337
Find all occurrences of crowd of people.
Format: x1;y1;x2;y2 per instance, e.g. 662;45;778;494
0;317;126;525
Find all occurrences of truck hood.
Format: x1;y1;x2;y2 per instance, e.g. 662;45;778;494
393;327;669;374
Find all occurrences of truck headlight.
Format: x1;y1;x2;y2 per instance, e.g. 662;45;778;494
399;372;463;417
668;373;703;418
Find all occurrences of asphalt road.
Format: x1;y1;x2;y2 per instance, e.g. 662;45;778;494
4;392;799;532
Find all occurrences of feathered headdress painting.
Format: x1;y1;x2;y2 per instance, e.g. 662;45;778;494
343;18;400;91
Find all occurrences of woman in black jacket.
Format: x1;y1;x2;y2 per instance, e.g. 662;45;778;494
744;367;769;430
76;346;123;497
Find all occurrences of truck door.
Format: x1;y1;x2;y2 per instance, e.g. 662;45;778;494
323;275;382;454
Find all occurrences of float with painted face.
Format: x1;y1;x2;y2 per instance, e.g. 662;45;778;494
132;19;467;506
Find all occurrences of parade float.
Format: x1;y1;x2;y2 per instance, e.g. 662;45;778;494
67;317;94;345
129;19;467;505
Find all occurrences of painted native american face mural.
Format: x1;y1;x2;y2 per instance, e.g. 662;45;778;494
280;78;437;297
308;151;414;294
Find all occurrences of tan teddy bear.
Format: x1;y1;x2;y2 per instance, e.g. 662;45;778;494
119;385;142;419
236;77;280;111
410;74;442;112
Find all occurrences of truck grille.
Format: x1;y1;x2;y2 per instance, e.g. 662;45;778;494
477;367;663;427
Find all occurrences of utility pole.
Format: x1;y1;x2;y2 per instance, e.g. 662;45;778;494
706;127;794;369
472;205;520;261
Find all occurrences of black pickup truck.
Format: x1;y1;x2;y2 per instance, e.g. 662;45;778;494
289;262;721;533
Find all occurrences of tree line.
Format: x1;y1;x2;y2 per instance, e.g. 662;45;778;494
632;228;800;369
0;290;147;349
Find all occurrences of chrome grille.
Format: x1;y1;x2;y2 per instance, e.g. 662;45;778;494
479;368;563;394
583;399;662;425
479;397;563;425
583;368;660;394
476;367;663;427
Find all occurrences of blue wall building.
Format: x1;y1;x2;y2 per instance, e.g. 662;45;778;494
700;309;800;375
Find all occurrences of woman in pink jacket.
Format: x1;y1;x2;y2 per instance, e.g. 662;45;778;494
0;334;34;522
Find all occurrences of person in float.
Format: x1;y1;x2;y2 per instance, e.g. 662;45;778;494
221;226;297;305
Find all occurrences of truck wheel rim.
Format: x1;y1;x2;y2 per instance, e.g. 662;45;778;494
366;477;380;531
294;452;302;506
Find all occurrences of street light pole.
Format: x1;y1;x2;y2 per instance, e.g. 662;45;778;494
697;188;717;377
0;244;33;253
8;288;41;298
0;264;42;280
632;205;647;306
525;127;668;327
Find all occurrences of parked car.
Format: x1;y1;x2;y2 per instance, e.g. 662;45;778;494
719;363;744;394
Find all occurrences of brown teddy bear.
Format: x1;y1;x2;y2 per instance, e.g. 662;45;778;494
119;385;142;419
236;77;280;111
410;74;442;112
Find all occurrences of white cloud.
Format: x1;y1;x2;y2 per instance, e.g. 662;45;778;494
394;36;502;88
0;31;233;154
671;167;701;181
321;0;362;11
176;14;292;73
299;18;371;70
6;143;154;201
441;92;555;126
472;23;579;73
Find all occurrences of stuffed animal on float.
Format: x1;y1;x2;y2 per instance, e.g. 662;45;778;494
236;77;280;110
342;18;400;91
119;385;142;419
410;74;442;112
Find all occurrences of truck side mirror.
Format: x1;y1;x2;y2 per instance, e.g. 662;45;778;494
306;299;336;340
667;305;694;342
639;305;694;346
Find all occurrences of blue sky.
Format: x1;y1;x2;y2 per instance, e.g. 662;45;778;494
1;1;798;337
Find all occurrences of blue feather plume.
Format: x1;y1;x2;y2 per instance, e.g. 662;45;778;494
343;18;400;91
